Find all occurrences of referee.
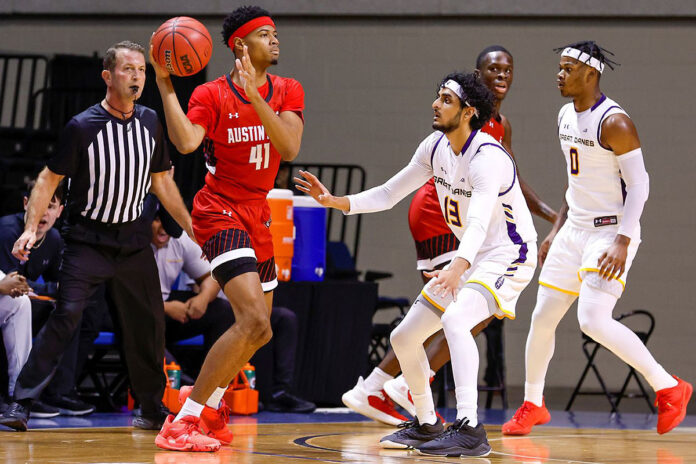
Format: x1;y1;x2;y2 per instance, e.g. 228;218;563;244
0;41;193;431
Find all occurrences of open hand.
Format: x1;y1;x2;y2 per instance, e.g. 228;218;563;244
423;258;469;301
294;170;348;210
235;45;259;99
598;235;629;281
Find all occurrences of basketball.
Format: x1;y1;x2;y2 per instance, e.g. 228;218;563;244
152;16;212;77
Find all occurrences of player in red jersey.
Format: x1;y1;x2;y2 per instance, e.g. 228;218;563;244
150;6;304;451
343;46;558;425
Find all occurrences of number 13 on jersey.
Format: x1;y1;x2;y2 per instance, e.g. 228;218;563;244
569;147;579;176
249;143;270;170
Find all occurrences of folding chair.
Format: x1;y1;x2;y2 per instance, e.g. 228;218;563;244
565;309;656;413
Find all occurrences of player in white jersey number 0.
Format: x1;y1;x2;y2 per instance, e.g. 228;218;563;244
503;41;692;437
297;71;537;457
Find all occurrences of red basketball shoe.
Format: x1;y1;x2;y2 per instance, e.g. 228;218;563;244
179;386;234;445
656;376;692;434
342;377;408;425
502;399;551;435
154;415;221;452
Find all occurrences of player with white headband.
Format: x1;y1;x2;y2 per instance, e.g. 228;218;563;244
296;71;537;457
503;41;692;436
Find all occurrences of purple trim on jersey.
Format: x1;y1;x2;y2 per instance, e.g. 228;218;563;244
473;143;518;197
596;105;623;150
461;129;478;154
430;133;446;167
502;203;528;264
590;93;607;112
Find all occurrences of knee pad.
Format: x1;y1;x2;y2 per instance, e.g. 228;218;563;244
582;271;623;299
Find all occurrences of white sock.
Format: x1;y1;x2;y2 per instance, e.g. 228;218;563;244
411;391;437;425
454;386;478;426
577;282;678;392
364;367;393;393
206;387;227;409
174;397;204;422
524;382;545;407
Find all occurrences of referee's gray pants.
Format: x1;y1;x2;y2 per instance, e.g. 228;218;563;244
14;241;166;415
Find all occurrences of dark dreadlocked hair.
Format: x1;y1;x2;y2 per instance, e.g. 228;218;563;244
439;72;495;131
475;45;512;69
221;5;273;51
553;41;620;72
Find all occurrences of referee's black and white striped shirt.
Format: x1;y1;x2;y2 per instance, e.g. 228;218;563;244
47;103;171;224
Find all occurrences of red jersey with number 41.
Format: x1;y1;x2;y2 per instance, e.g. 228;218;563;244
187;73;305;202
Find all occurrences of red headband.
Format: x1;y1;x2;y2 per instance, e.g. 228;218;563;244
227;16;276;49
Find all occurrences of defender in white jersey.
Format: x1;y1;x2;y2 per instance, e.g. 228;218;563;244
503;41;692;437
296;72;536;457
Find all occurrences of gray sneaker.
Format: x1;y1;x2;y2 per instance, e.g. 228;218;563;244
379;418;444;449
416;418;491;457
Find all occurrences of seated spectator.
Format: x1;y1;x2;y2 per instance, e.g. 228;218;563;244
0;271;32;412
148;198;315;413
0;184;94;417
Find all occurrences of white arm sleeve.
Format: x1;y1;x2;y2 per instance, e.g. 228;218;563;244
616;148;649;240
346;135;434;215
455;149;515;264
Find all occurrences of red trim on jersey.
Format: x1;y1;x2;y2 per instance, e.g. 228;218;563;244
228;16;276;48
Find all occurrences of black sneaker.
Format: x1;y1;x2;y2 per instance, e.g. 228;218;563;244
30;400;60;418
132;403;170;430
0;401;30;431
42;394;95;416
266;391;316;413
379;418;444;449
416;418;491;457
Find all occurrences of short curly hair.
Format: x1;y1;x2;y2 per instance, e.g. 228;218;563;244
221;5;272;50
439;72;495;131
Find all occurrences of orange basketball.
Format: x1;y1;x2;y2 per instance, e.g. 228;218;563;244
152;16;212;77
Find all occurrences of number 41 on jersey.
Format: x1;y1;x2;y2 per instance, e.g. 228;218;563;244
249;143;270;170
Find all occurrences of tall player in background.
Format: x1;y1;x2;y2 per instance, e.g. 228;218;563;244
343;46;558;425
150;6;305;452
503;41;692;437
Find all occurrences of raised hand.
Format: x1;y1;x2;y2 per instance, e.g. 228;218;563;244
235;45;259;99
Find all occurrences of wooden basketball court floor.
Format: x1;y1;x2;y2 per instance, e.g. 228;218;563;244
2;409;695;463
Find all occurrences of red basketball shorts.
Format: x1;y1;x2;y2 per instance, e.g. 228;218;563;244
192;186;277;291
